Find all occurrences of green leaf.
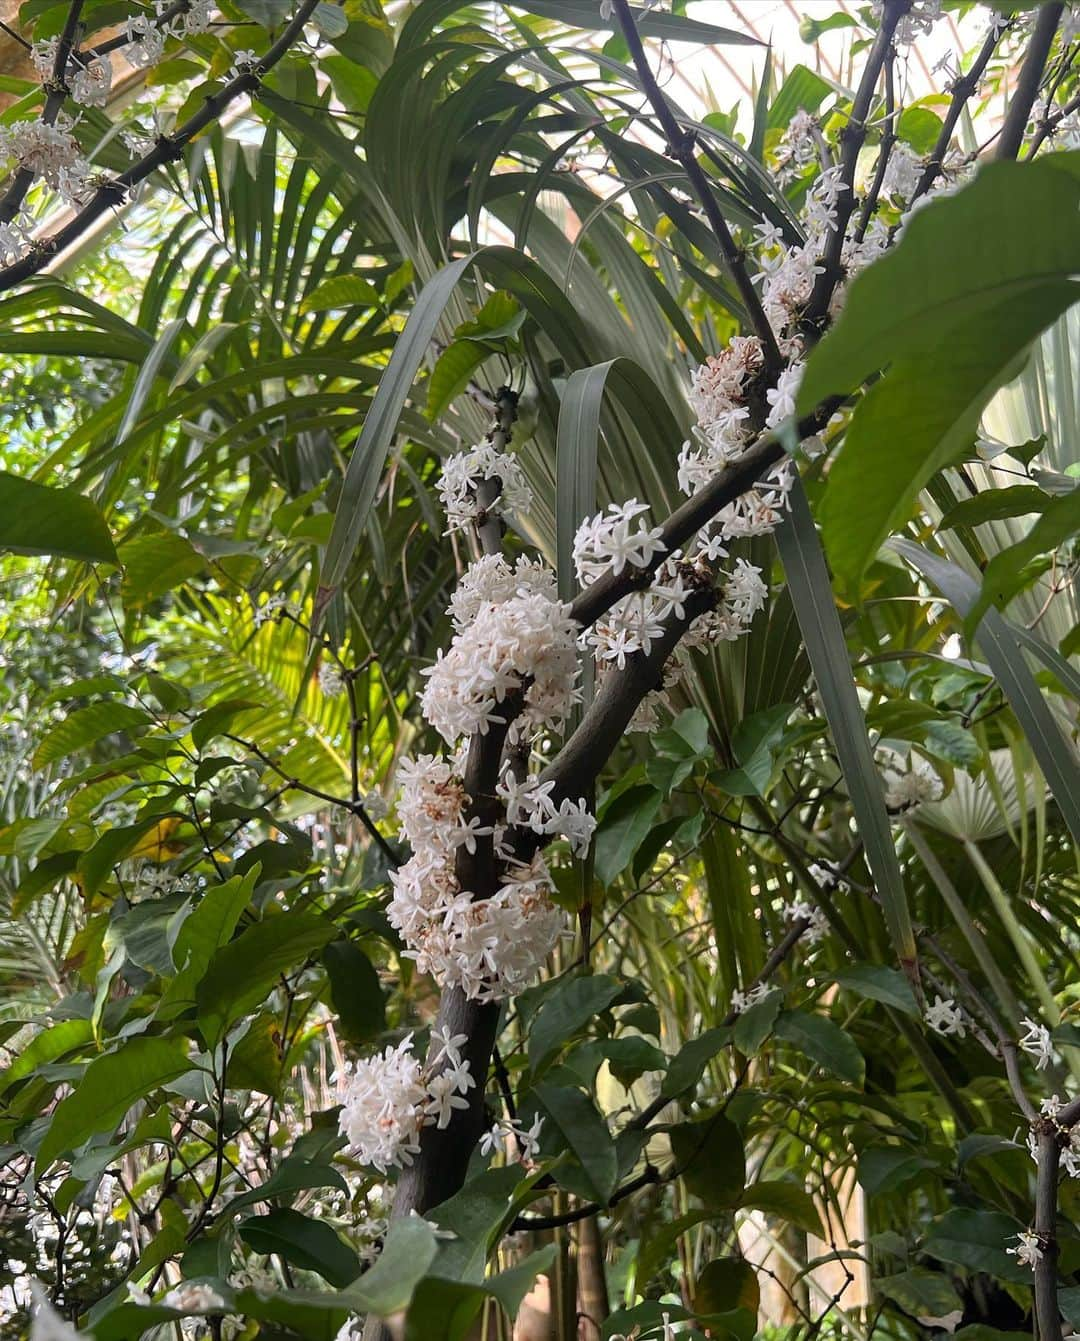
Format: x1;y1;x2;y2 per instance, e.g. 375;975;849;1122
801;157;1080;592
426;340;489;421
939;484;1049;530
240;1208;360;1286
738;1180;825;1238
322;941;386;1044
33;701;153;769
968;485;1080;630
923;1208;1028;1286
834;964;919;1016
506;0;760;44
336;1215;439;1315
895;106;944;156
692;1259;759;1316
528;973;623;1073
594;785;661;885
661;1027;731;1100
312;1;347;37
776;478;917;974
895;539;1080;847
768;64;833;129
0;471;117;564
534;1083;619;1203
858;1145;938;1196
158;869;260;1017
197;912;335;1045
0;1020;94;1096
774;1009;865;1085
669;1112;745;1208
301;274;380;314
190;698;261;752
877;1268;963;1317
36;1036;191;1173
120;530;205;609
429;1166;525;1283
225;1158;347;1216
733;990;782;1055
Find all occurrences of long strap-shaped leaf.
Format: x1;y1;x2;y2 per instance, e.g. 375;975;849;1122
893;538;1080;846
775;477;918;977
319;246;598;610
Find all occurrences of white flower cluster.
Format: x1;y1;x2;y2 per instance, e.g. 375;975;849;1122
31;40;113;106
436;444;533;533
880;753;943;810
924;994;966;1037
335;1030;475;1173
873;0;943;46
480;1112;544;1162
783;898;828;945
125;0;214;67
498;775;596;858
318;660;345;696
0;113;93;206
773;107;818;183
421;583;579;744
572;499;666;582
387;755;566;1000
729;982;771;1016
0;210;34;267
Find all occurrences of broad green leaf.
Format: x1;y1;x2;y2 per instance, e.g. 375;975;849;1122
158;869;260;1017
33;701;152;769
225;1158;347;1216
661;1027;731;1100
693;1259;759;1316
323;941;386;1044
301;274;380;313
732;990;782;1055
594;785;661;885
774;1009;865;1085
534;1083;619;1203
429;1166;526;1283
197;912;335;1045
528;973;623;1073
768;64;833;129
338;1215;439;1315
801;156;1080;591
968;484;1080;630
923;1208;1029;1285
240;1208;360;1286
669;1112;745;1208
120;530;205;609
426;340;489;420
939;484;1049;530
36;1036;191;1172
877;1268;963;1317
834;964;919;1016
190;698;261;752
0;472;117;564
738;1180;825;1237
776;478;917;974
0;1020;93;1096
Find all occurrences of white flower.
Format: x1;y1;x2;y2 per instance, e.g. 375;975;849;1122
124;15;165;66
335;1037;427;1172
362;789;389;821
424;1071;470;1129
1041;1094;1063;1118
765;361;804;430
437;444;533;532
69;53;113;108
229;49;260;78
420;590;579;745
1019;1018;1054;1071
924;995;966;1038
729;983;770;1015
430;1025;468;1068
163;1282;226;1313
572;499;666;583
783;899;828;945
317;660;345;696
880;752;942;810
0;114;88;197
1006;1229;1043;1269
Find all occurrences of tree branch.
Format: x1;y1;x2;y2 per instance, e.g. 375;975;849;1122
0;0;319;291
996;3;1065;161
610;0;782;374
1034;1123;1064;1341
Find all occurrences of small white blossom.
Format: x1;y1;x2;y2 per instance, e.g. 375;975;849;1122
1019;1018;1054;1071
317;660;345;696
1006;1229;1043;1270
162;1283;226;1313
924;995;966;1038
